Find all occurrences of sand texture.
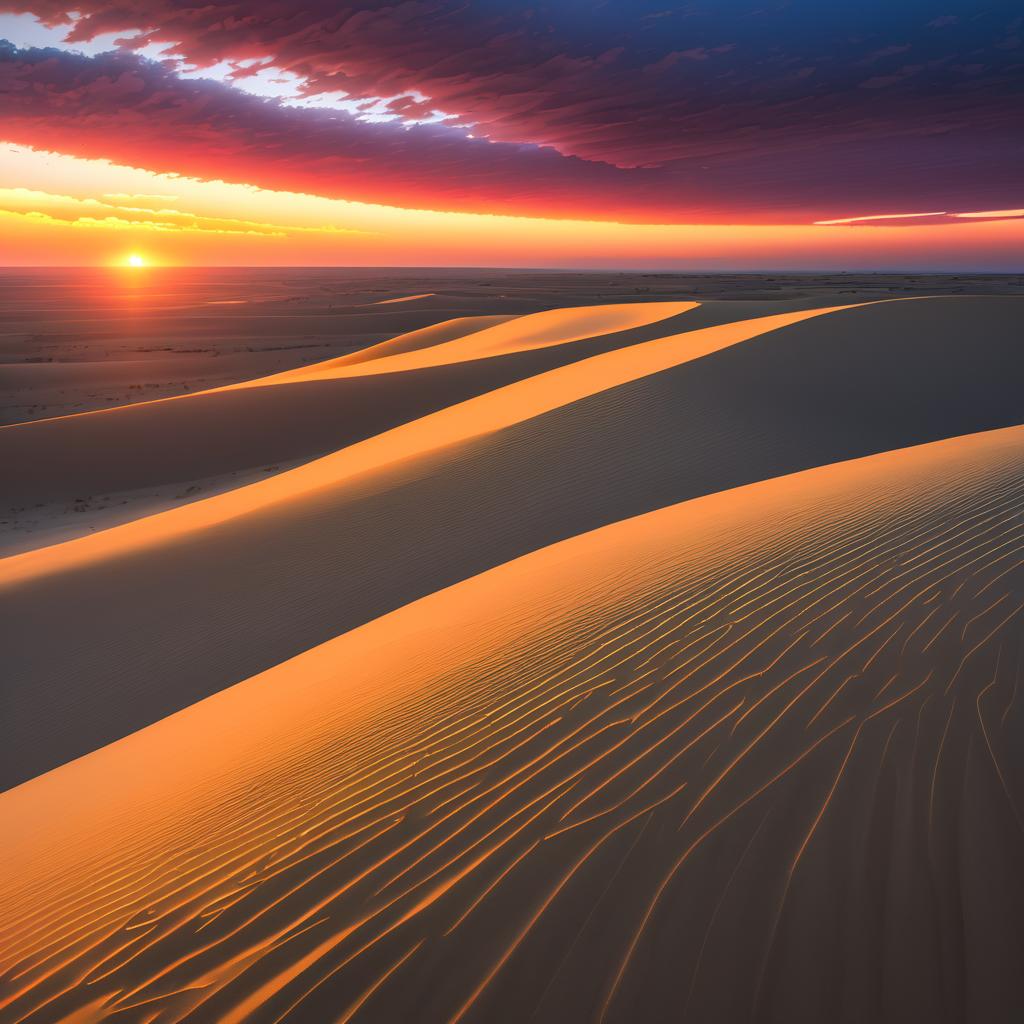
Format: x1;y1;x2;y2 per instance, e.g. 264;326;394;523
1;272;1023;1023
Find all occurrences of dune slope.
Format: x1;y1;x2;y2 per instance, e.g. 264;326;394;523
252;301;699;382
0;302;702;513
2;425;1023;1023
324;314;515;366
2;297;1023;787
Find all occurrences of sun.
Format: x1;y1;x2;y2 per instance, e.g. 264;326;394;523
127;254;146;267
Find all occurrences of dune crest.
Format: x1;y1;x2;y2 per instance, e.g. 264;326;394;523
2;424;1023;1023
0;303;844;589
1;301;699;431
372;293;437;304
208;301;702;385
323;314;517;367
5;297;1024;791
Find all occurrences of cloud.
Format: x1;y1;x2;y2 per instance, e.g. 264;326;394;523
0;32;1020;225
0;44;691;222
5;0;1022;171
0;184;367;236
816;208;1024;226
954;208;1024;219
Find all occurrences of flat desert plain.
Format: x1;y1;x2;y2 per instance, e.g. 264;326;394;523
2;269;1024;1023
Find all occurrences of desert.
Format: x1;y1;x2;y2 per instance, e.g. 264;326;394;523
2;268;1023;1022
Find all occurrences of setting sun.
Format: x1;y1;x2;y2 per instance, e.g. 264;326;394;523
127;254;145;268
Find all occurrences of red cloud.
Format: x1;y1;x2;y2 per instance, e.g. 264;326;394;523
7;0;1022;171
0;41;1020;225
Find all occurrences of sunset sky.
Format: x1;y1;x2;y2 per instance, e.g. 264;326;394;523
0;0;1021;268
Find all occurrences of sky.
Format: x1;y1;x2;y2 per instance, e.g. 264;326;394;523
0;1;1021;269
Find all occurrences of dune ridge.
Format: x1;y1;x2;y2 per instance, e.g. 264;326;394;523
4;297;1024;789
372;293;437;304
0;304;839;589
325;315;516;366
1;300;698;431
2;424;1023;1023
253;301;701;381
0;300;711;544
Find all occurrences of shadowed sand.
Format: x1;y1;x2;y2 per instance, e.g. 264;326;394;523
249;302;700;381
2;425;1022;1023
0;302;702;528
2;297;1023;787
0;302;834;584
328;315;516;366
5;269;1022;425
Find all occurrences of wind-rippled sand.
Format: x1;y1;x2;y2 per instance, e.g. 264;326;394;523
1;288;1023;1023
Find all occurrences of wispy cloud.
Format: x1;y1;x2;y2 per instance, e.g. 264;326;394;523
0;185;367;236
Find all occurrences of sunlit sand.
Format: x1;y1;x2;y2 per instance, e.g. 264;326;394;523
1;278;1023;1023
0;303;841;587
372;292;437;304
2;424;1023;1022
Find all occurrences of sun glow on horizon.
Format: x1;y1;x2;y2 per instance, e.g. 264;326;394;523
0;145;1021;271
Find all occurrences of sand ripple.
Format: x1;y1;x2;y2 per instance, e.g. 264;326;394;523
2;426;1023;1022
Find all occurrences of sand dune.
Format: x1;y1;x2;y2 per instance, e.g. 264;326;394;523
0;303;837;586
372;293;437;304
3;297;1023;788
0;298;825;552
328;315;516;366
0;274;546;425
6;268;1023;424
248;301;699;381
0;301;703;524
2;424;1022;1023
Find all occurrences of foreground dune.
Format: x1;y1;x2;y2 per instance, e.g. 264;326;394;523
2;425;1022;1023
3;297;1023;787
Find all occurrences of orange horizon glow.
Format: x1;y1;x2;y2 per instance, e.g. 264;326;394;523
0;145;1022;271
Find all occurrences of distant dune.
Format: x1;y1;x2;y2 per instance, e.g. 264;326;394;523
372;292;437;304
4;269;1022;424
1;285;1023;1023
332;314;516;365
0;302;702;525
252;301;699;381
